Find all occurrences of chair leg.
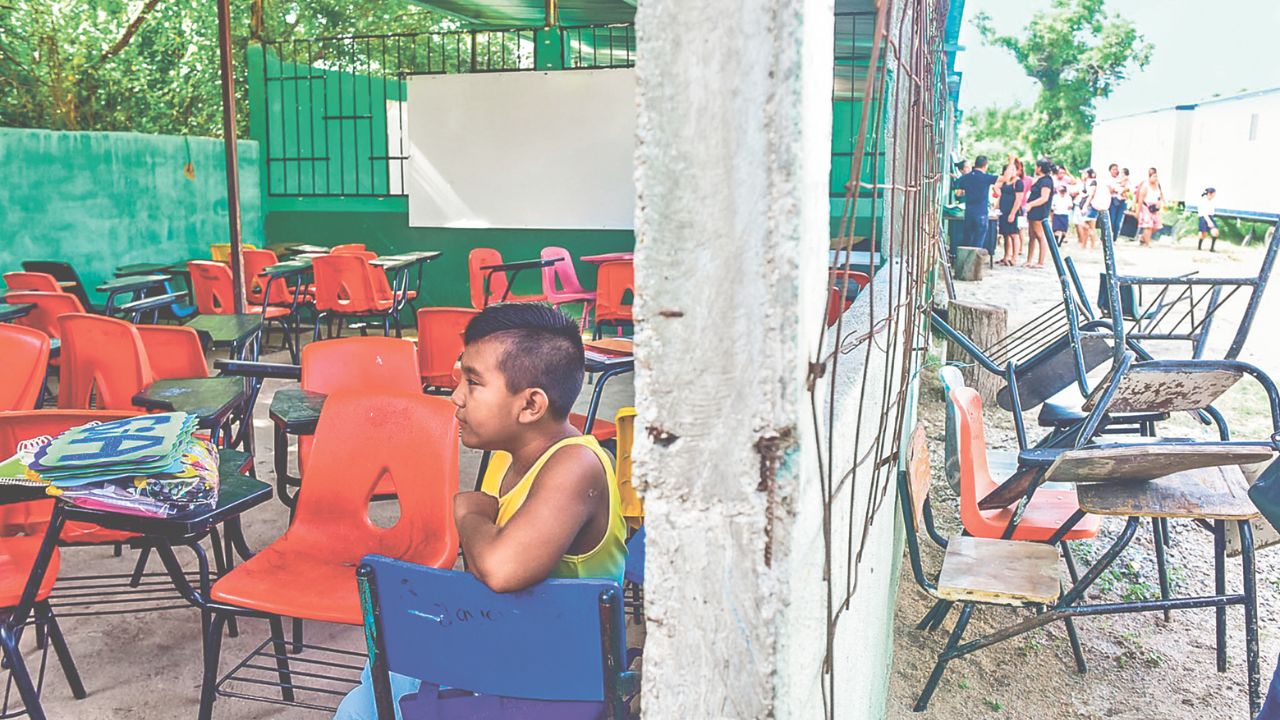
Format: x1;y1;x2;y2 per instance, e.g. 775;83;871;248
1240;520;1261;716
197;613;228;720
1214;520;1227;673
1060;542;1081;585
39;602;87;699
916;599;949;631
129;545;151;588
1062;612;1088;674
1152;518;1171;621
1;625;46;720
312;312;324;343
915;603;973;712
268;616;295;703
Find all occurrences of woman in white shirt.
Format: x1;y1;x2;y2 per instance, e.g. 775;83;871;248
1051;186;1072;246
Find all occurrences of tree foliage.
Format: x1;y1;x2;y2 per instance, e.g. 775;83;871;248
957;104;1035;165
0;0;451;136
971;0;1152;170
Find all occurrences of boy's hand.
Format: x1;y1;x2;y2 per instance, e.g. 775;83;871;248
454;491;498;523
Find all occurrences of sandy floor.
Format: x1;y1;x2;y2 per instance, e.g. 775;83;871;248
25;337;635;719
887;233;1280;719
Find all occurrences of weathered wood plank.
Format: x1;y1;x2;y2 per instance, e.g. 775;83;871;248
1042;443;1275;484
1083;365;1242;414
1078;465;1261;520
937;536;1061;606
906;424;931;529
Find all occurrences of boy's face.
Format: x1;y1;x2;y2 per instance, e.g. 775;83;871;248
451;337;528;450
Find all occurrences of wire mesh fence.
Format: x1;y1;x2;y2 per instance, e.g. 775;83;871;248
811;0;950;714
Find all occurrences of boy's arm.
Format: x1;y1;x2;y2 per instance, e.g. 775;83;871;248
455;445;605;593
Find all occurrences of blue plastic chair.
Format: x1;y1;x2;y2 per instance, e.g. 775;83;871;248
357;556;635;720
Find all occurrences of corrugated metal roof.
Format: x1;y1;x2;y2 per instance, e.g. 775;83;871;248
410;0;635;28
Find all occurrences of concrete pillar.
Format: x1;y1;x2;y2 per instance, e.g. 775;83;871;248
632;0;833;715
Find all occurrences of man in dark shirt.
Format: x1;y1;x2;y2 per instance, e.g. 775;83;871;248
952;155;998;256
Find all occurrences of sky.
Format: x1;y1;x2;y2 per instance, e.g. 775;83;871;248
955;0;1280;119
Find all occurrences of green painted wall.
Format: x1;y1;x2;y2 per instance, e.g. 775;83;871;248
0;128;263;303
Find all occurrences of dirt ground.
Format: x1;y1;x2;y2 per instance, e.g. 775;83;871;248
25;337;635;719
887;232;1280;719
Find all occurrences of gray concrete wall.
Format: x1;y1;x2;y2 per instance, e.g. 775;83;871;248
632;0;832;715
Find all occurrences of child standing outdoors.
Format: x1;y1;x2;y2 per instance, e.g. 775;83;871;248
336;302;629;719
1051;185;1072;246
1198;187;1220;252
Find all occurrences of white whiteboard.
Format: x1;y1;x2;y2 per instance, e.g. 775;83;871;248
405;69;636;229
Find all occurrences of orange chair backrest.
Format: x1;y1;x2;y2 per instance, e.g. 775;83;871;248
136;326;209;381
288;391;460;566
468;248;507;310
188;261;238;315
416;307;479;388
540;246;589;299
331;243;367;254
0;325;51;411
57;314;155;411
825;270;871;327
5;291;85;339
948;387;998;529
301;336;422;395
311;254;381;313
3;272;63;293
340;250;393;301
243;249;281;305
594;260;634;323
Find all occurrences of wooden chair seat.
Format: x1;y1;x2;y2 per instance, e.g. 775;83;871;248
1042;442;1275;485
936;535;1061;607
1083;362;1242;414
1077;465;1262;521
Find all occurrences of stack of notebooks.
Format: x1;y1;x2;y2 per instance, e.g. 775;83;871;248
1;413;219;517
584;337;633;366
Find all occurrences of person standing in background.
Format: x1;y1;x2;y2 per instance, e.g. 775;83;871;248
1107;164;1128;239
1074;169;1097;248
952;156;999;256
995;162;1024;265
1088;165;1114;249
1135;167;1165;247
1051;185;1072;246
1023;158;1055;268
1015;157;1031;261
1198;187;1220;252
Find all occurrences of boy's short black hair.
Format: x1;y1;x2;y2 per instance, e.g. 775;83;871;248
974;155;988;169
464;302;584;419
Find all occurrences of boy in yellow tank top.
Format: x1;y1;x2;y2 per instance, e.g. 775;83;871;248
336;302;627;719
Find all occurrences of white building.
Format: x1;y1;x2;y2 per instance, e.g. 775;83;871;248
1091;87;1280;220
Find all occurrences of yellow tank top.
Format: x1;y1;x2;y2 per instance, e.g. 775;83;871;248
480;436;627;585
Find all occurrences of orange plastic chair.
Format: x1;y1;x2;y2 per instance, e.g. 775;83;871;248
7;290;85;340
241;249;300;306
0;411;143;544
342;249;417;306
208;391;460;627
188;261;291;322
136;326;209;380
467;248;547;310
294;337;422;493
3;271;63;293
416;307;479;390
0;324;51;411
825;270;871;327
950;386;1100;542
309;254;397;339
614;407;643;530
593;260;634;337
330;243;367;254
57;314;156;411
541;247;596;322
